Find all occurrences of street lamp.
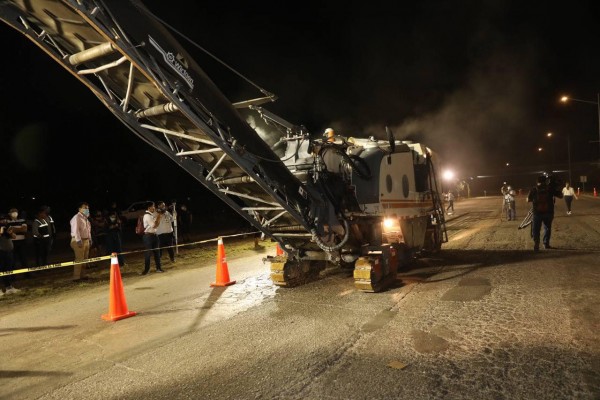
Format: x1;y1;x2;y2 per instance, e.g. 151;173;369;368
560;93;600;163
442;169;454;194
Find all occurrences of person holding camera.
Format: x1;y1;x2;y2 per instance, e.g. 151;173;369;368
527;175;563;251
141;201;164;275
156;201;176;264
6;208;28;269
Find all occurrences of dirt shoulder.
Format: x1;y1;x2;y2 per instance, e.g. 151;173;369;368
1;234;276;308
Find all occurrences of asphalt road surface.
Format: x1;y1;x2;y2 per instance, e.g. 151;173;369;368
1;195;599;399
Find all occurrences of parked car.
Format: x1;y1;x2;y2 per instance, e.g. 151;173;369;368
121;201;152;223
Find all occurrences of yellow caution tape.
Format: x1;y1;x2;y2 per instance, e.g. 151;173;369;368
0;256;111;276
0;231;262;276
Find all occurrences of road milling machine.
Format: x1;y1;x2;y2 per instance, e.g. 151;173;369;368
0;0;447;292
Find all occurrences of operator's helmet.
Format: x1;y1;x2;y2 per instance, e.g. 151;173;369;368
323;128;335;142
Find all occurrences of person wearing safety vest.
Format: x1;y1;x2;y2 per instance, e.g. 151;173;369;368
41;205;56;253
32;207;52;267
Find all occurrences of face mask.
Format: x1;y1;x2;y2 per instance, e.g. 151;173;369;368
82;209;90;217
110;216;116;222
10;212;18;219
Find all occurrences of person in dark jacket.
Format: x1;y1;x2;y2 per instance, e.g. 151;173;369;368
105;210;125;266
527;175;563;251
32;207;52;266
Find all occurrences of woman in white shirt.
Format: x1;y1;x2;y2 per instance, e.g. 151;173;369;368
561;182;578;215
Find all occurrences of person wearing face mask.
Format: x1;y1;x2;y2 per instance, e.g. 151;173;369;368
70;202;92;281
32;207;52;267
7;208;28;270
141;201;163;275
105;210;125;266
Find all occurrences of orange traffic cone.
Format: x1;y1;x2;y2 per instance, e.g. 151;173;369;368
102;253;137;321
594;188;598;197
211;237;236;287
276;243;285;256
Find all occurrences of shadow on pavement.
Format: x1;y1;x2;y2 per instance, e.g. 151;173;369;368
399;248;599;284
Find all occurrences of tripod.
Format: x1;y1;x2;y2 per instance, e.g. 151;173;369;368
518;208;533;230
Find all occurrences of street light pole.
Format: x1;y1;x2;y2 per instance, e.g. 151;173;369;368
567;134;572;184
560;93;600;163
546;132;555;170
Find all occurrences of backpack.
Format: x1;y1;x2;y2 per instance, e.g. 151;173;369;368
135;215;145;235
534;185;550;213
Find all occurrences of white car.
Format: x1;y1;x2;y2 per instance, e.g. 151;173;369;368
121;201;152;222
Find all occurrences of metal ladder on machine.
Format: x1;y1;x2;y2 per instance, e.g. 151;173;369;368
426;156;448;248
0;0;318;254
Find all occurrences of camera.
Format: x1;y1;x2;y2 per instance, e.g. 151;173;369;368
1;224;13;238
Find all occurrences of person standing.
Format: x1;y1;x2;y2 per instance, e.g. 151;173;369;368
156;201;176;263
41;205;56;254
32;207;52;267
527;175;563;251
7;208;28;269
141;202;164;275
90;210;108;257
0;225;20;295
504;186;517;221
562;182;578;215
70;202;92;281
504;189;515;221
178;203;192;243
105;210;125;266
446;191;455;215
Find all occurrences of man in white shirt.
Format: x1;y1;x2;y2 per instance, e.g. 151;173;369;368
141;202;164;275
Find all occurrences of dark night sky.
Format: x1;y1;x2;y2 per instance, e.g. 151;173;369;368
1;0;599;222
